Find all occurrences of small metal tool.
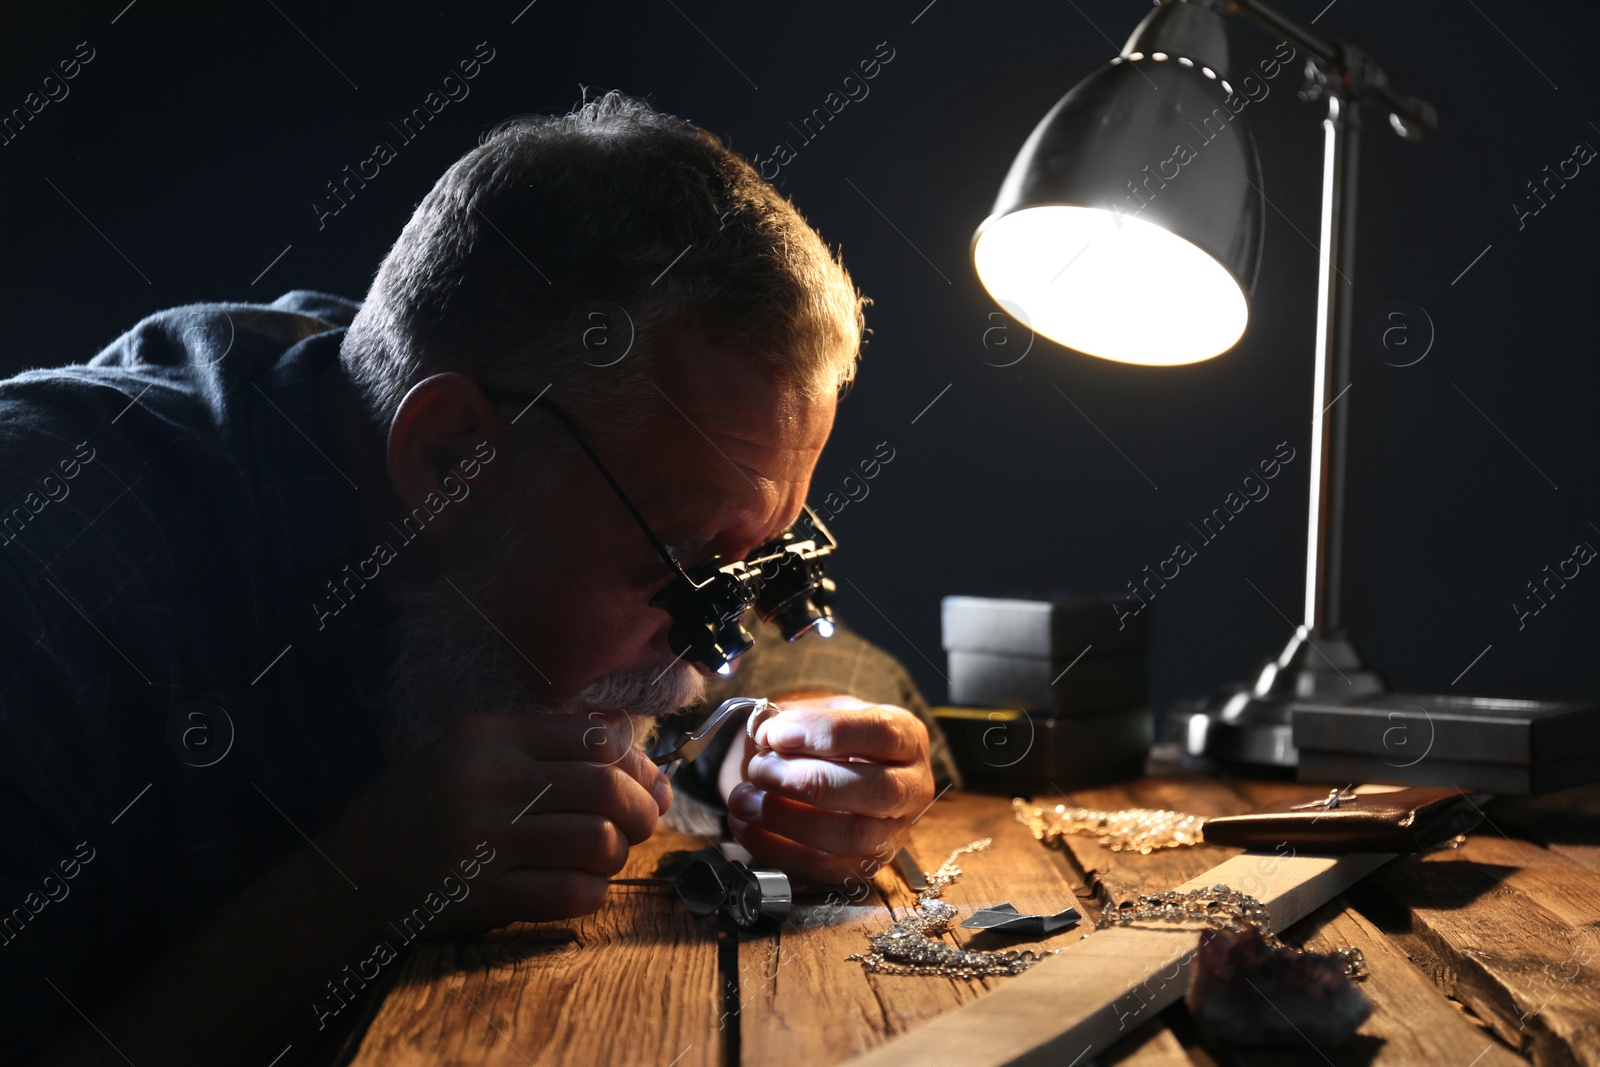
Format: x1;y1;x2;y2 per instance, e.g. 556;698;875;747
651;696;774;779
611;857;792;927
893;848;929;892
960;903;1081;934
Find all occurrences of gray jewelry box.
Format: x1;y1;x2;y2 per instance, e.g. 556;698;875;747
933;705;1153;793
1292;693;1600;795
940;594;1148;715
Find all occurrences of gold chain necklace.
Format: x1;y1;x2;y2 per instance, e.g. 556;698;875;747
846;839;1055;979
1012;797;1207;854
1102;884;1367;979
1104;884;1274;938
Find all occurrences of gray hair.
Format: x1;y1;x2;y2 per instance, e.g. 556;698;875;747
341;90;866;442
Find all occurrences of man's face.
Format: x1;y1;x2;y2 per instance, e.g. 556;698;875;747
380;328;836;754
509;331;838;705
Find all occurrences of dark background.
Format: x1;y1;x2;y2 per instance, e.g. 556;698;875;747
4;0;1597;729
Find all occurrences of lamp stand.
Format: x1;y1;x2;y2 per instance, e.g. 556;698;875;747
1175;2;1435;769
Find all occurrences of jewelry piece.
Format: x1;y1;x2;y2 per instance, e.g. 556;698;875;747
1289;784;1358;811
1100;883;1366;980
1012;798;1207;854
846;839;1057;978
920;838;992;898
745;699;782;744
1102;884;1272;939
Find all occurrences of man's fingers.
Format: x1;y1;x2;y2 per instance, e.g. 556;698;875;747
753;706;928;764
484;712;668;804
724;816;875;889
742;751;931;818
506;762;661;844
491;868;613;923
495;711;651;773
611;743;673;811
500;812;631;876
727;784;909;862
565;720;672;810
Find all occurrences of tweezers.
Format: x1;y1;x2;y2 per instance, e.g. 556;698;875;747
651;697;773;778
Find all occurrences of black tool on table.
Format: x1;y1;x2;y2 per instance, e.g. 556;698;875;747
611;856;793;928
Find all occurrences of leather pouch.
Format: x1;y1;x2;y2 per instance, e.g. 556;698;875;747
1201;786;1484;853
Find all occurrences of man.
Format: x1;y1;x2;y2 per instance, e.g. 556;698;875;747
0;92;956;1064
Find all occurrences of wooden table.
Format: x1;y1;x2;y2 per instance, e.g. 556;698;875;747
335;773;1600;1067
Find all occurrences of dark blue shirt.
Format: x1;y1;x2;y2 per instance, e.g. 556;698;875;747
0;291;393;1061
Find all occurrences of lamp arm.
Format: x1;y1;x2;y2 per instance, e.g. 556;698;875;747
1225;0;1438;139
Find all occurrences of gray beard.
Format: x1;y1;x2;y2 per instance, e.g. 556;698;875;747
377;562;707;760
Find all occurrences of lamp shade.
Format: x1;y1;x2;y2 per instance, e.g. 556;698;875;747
973;1;1264;365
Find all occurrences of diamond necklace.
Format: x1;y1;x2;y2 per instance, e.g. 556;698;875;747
846;839;1055;979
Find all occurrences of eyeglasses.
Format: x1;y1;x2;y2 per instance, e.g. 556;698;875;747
479;386;838;675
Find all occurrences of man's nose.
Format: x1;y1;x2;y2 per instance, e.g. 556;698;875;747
711;509;803;565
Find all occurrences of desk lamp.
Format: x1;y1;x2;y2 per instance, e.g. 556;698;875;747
973;0;1437;767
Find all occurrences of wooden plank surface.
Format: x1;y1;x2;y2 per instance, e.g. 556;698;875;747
1239;895;1527;1067
1034;774;1542;1067
1352;827;1600;1066
1100;1010;1195;1067
843;850;1394;1067
1016;775;1257;1067
1488;783;1600;874
339;776;1600;1067
1262;777;1599;1066
733;790;1093;1067
342;827;724;1067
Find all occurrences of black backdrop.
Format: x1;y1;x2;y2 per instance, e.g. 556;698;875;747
4;0;1597;729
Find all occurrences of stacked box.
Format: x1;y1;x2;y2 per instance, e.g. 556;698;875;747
933;705;1152;792
1292;693;1600;796
939;594;1151;792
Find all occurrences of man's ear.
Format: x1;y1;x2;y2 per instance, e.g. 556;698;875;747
386;372;499;532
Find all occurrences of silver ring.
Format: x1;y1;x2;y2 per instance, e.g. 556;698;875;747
746;698;783;746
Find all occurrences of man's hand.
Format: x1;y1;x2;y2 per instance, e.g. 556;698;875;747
718;694;935;885
36;710;672;1067
326;709;672;935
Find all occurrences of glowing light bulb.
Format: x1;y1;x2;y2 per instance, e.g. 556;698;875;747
973;205;1248;365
